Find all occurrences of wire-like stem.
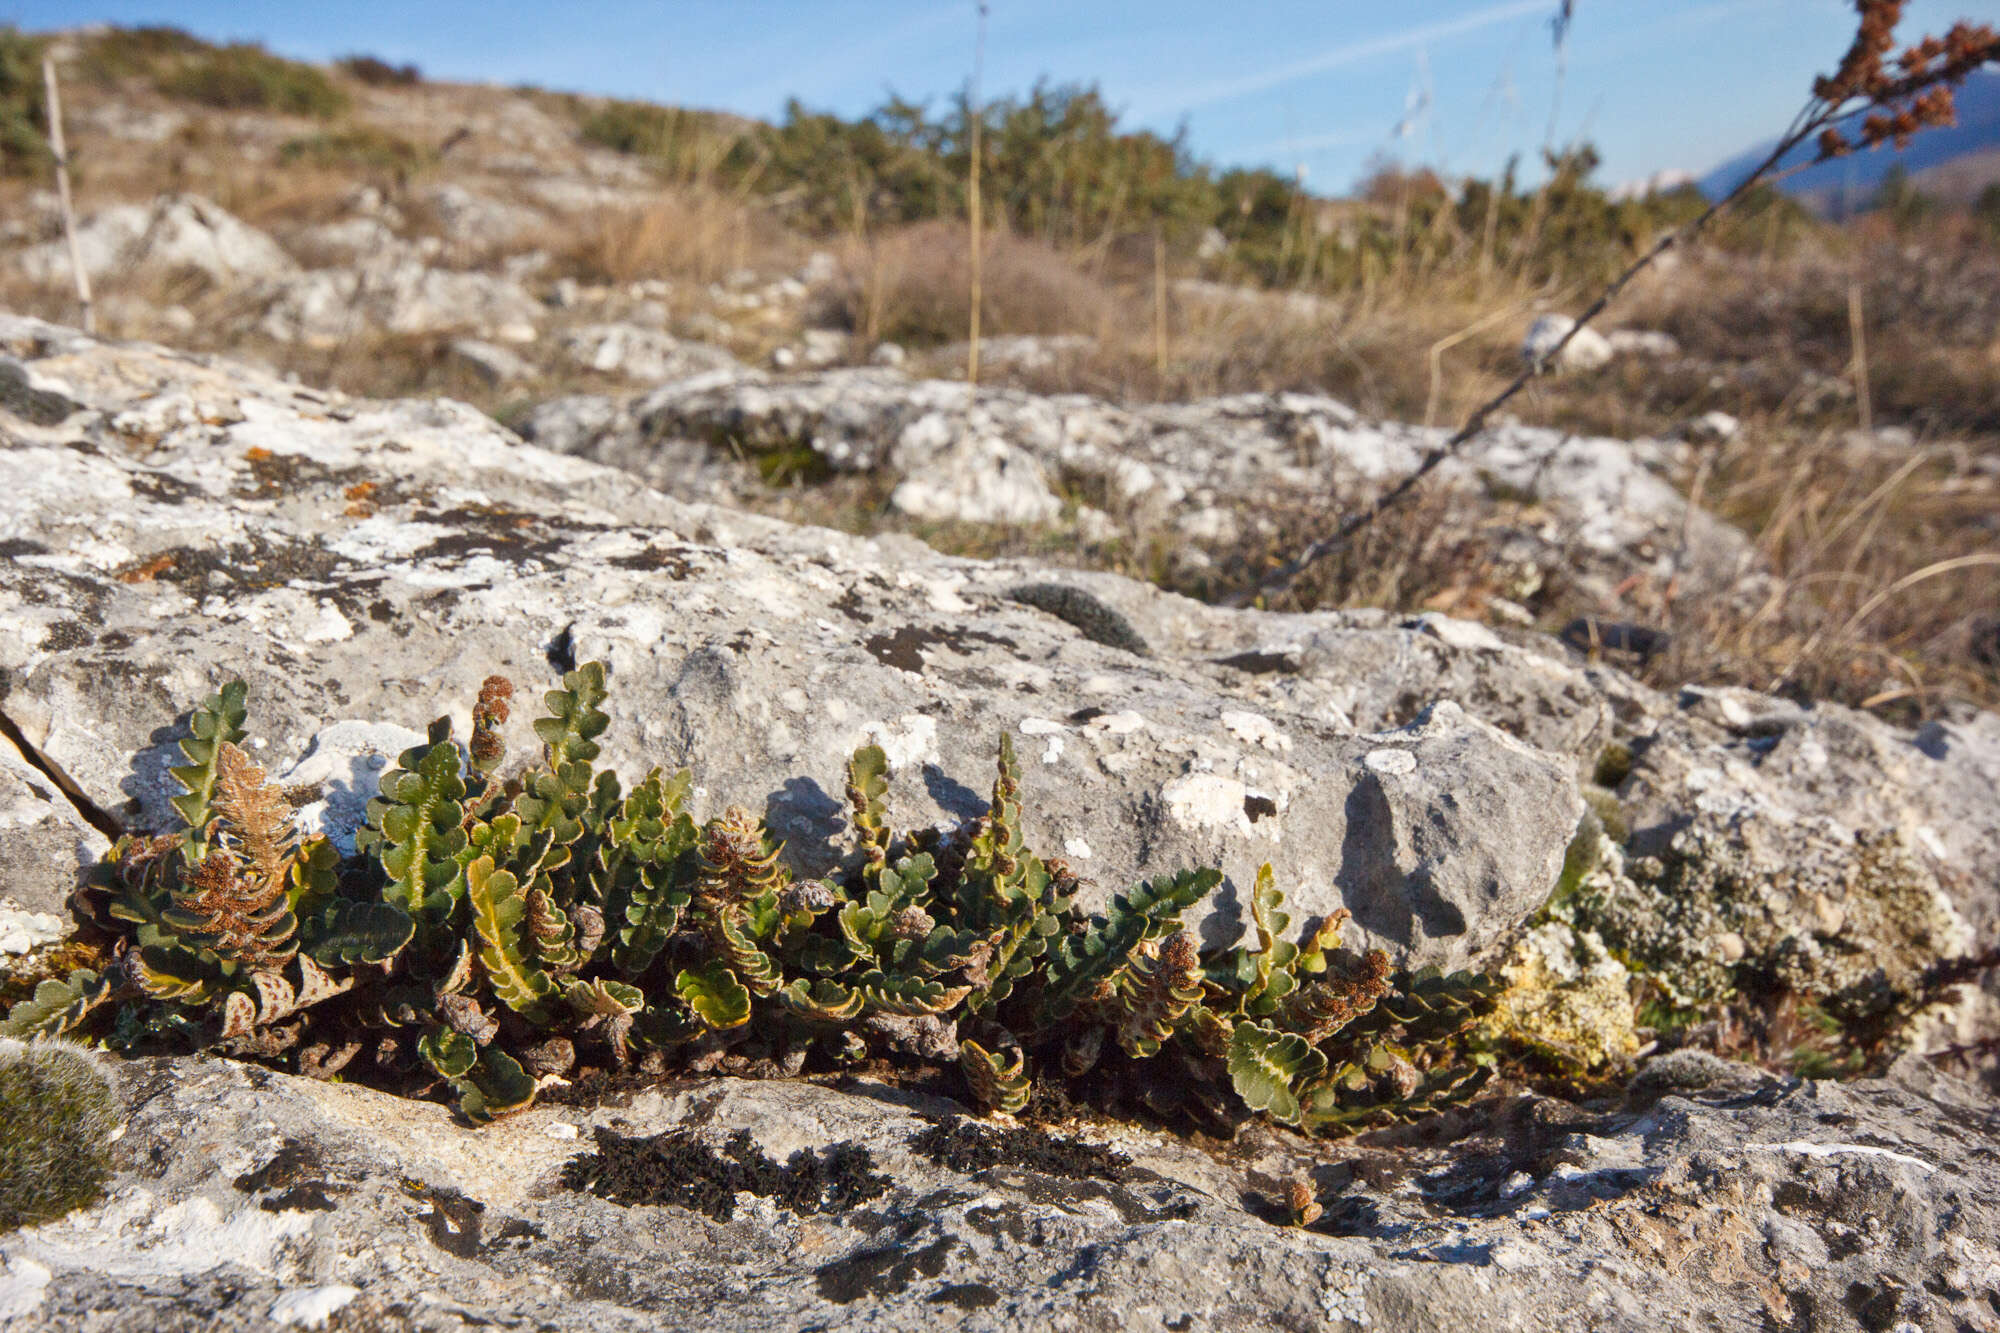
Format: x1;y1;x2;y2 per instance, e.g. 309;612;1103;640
1225;113;1823;609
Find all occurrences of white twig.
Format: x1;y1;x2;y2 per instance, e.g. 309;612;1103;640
42;54;94;335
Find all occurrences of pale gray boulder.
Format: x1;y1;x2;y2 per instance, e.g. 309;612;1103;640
0;317;1581;970
15;195;298;287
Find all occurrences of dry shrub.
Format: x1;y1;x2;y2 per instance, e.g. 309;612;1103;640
554;192;792;286
833;220;1114;347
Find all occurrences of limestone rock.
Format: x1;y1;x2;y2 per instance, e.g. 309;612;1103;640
0;743;105;920
448;338;533;386
1;1049;1996;1331
257;258;541;345
559;324;739;382
16;195;298;287
1521;314;1614;372
1604;328;1681;359
553;368;1759;609
0;317;1583;970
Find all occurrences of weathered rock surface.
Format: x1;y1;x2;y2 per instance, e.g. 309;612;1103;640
535;366;1760;608
0;743;101;948
2;1049;1997;1331
15;195;299;287
3;310;2000;1329
0;315;1583;969
255;255;542;345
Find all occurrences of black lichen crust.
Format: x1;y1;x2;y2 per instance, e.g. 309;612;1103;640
908;1115;1132;1184
562;1126;891;1221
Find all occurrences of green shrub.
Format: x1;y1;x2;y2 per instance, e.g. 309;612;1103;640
0;1038;118;1231
156;43;348;118
576;98;744;182
73;25;211;85
0;26;49;178
10;665;1499;1134
336;54;421;87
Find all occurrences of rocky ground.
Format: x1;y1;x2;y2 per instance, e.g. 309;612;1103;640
0;311;1997;1328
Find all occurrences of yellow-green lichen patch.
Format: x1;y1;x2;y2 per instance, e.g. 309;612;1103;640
1486;921;1641;1075
1557;813;1971;1032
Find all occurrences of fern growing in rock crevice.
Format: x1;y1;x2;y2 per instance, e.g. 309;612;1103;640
9;663;1499;1132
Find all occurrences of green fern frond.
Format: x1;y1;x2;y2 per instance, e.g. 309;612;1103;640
465;855;553;1019
168;679;249;863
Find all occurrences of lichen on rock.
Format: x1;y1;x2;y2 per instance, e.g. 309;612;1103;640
1486;920;1641;1074
1556;811;1972;1027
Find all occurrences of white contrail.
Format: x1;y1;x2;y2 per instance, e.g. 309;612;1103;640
1147;0;1550;115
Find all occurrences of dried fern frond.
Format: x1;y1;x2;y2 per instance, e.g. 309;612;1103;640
1286;950;1393;1046
470;674;514;774
698;806;787;904
165;851;298;966
210;742;297;895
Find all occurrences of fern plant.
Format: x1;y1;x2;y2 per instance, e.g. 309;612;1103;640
9;664;1499;1132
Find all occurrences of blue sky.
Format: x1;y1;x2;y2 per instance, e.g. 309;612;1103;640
13;1;1998;192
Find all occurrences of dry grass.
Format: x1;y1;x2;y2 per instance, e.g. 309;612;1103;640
551;193;795;287
828;219;1115;348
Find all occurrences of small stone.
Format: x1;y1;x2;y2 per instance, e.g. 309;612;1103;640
1364;748;1418;776
1521;314;1613;373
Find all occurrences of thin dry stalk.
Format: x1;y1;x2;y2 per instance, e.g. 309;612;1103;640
1848;277;1873;430
42;55;93;335
1424;303;1519;428
966;2;989;388
1776;552;2000;689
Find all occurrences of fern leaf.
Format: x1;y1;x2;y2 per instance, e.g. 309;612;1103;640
1226;1022;1326;1126
1113;931;1204;1057
458;1048;539;1123
854;970;969;1016
605;769;697;973
532;660;610;768
959;1039;1029;1115
1242;864;1299;1015
1;970;107;1037
418;1026;477;1080
707;903;782;996
162;853;297;966
1039;866;1220;1024
209;741;297;900
468;674;514;777
465;855;552;1018
364;720;469;924
286;834;341;919
303;898;415;967
676;958;751;1029
846;744;892;868
133;944;223;1004
168;679;249;862
779;978;865;1023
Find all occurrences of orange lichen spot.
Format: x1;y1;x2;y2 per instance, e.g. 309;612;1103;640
116;553;178;583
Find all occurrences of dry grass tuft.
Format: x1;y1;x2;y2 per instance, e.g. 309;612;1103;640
552;193;793;287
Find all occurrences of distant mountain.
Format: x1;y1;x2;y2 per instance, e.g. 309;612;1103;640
1698;70;2000;214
